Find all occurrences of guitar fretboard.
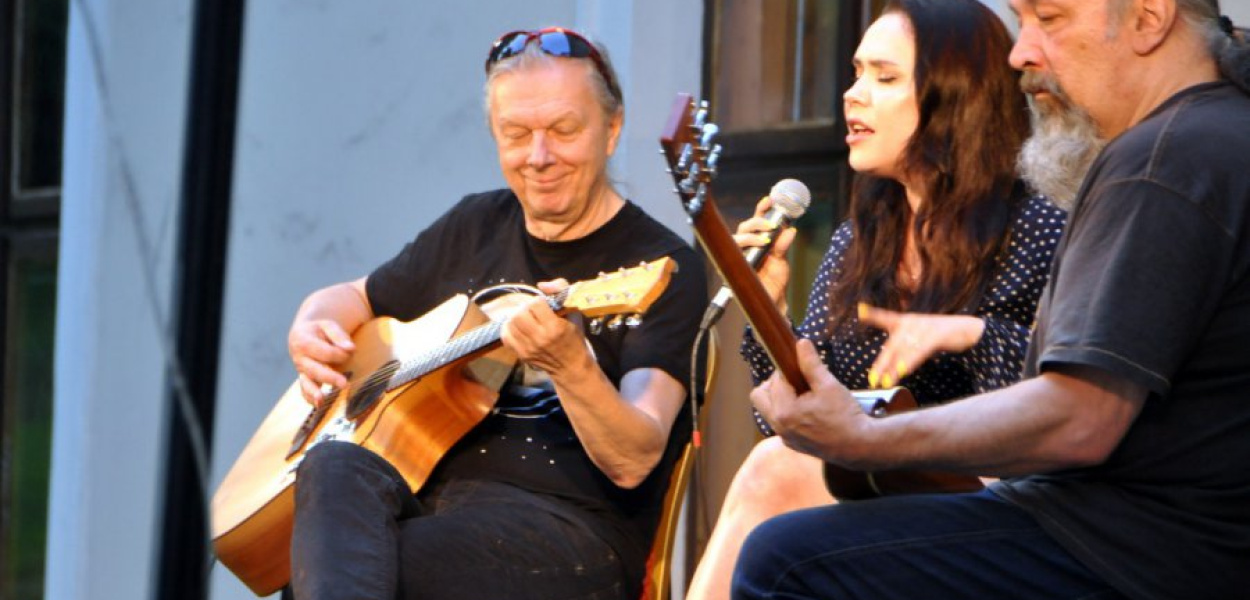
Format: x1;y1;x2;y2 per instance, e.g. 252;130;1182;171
387;289;571;389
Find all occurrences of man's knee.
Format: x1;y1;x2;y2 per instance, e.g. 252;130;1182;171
295;441;394;495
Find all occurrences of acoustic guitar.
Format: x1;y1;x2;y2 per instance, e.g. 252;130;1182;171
659;93;982;500
211;258;676;595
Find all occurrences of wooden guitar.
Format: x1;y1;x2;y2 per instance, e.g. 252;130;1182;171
659;93;982;500
211;258;676;595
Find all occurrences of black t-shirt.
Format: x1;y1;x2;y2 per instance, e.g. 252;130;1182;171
365;189;707;578
994;82;1250;600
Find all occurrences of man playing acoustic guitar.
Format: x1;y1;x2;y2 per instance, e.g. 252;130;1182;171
282;27;705;600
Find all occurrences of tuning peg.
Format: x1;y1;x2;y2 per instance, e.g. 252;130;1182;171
679;174;697;196
689;187;707;213
699;123;720;149
625;314;643;328
707;144;722;176
693;105;709;129
589;318;604;335
677;144;693;173
607;315;625;331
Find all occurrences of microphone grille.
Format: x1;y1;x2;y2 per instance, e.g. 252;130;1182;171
770;178;811;219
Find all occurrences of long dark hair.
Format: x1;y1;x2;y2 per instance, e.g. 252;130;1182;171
828;0;1029;328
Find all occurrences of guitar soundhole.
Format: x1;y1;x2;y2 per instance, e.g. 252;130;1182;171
346;361;396;420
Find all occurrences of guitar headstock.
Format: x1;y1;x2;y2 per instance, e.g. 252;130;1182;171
561;257;677;333
660;94;722;218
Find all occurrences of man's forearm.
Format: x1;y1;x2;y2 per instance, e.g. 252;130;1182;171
832;366;1147;477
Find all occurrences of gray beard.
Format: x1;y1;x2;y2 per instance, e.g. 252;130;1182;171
1017;92;1105;212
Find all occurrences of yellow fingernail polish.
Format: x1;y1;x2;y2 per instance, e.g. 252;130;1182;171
882;374;894;389
857;302;869;319
868;370;880;388
897;360;908;379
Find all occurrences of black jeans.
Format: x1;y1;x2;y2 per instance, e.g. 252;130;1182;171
289;441;631;600
733;488;1128;600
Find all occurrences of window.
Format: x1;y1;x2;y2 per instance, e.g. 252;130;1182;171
704;0;886;312
1;0;67;598
709;0;840;130
1;241;56;600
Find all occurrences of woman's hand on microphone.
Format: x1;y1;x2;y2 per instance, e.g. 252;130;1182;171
734;196;798;313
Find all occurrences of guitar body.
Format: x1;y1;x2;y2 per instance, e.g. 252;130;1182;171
211;294;516;596
824;463;986;499
831;388;984;500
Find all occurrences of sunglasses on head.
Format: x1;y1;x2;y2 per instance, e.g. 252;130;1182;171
485;27;620;101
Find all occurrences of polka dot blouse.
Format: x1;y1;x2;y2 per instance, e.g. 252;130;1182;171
743;195;1067;435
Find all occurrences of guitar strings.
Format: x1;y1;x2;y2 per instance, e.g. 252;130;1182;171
340;287;573;397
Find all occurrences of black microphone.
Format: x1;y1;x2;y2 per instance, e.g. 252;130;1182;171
700;178;811;329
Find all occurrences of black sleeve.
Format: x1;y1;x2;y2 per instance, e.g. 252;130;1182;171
1036;179;1232;395
617;244;708;393
364;195;478;321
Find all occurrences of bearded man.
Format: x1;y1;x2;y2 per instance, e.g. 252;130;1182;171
732;2;1250;599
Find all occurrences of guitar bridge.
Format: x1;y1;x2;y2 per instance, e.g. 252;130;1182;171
285;415;358;479
285;373;351;459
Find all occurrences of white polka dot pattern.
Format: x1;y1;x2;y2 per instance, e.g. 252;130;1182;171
743;195;1067;435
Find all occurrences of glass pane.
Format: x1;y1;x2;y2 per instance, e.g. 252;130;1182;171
791;0;838;123
14;0;69;194
712;0;840;131
2;253;57;600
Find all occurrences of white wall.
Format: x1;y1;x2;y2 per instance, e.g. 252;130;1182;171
48;0;194;599
209;1;703;599
1228;0;1250;27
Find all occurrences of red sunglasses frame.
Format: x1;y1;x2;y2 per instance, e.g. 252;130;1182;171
485;27;620;102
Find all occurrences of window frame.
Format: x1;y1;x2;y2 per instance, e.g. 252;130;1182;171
0;0;64;597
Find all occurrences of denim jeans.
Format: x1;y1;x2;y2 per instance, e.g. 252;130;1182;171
732;488;1128;600
288;441;631;600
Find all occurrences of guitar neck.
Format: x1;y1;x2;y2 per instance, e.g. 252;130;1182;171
390;289;574;388
661;93;808;394
689;195;809;394
391;319;505;388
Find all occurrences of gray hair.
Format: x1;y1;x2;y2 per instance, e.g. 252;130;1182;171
483;37;624;121
1107;0;1249;91
1176;0;1250;91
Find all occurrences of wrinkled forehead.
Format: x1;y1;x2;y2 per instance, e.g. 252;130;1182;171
1008;0;1127;32
488;61;604;122
1009;0;1137;16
